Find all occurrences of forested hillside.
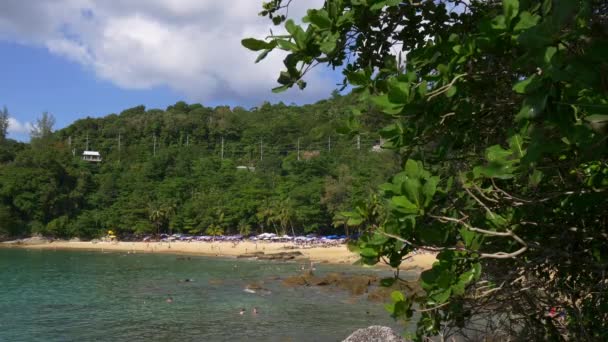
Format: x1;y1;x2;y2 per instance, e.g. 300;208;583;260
0;94;399;239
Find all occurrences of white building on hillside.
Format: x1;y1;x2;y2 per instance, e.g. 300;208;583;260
82;151;102;162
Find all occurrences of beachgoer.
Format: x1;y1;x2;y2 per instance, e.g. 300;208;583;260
239;308;245;315
166;296;173;303
252;307;258;315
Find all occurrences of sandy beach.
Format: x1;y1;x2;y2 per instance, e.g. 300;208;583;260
3;239;437;270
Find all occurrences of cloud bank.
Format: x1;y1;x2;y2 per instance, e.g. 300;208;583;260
7;117;33;135
0;0;335;105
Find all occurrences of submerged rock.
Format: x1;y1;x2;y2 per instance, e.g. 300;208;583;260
257;251;303;261
236;251;265;259
342;325;406;342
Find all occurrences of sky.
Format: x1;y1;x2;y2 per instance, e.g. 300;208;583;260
0;0;340;141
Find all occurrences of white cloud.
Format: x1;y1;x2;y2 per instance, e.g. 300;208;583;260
7;117;33;135
0;0;334;105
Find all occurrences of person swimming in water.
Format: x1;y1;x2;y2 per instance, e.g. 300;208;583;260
239;308;245;315
252;307;258;315
166;296;173;303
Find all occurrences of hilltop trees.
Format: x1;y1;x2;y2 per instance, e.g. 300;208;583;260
244;0;608;340
0;106;9;142
30;112;55;140
0;96;399;240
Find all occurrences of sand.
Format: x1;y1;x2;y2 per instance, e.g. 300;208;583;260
3;240;437;270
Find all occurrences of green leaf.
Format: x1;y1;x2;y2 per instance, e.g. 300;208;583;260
271;85;290;93
529;169;544;187
285;19;298;36
391;290;405;302
430;288;451;303
446;85;458;97
371;94;404;115
584;114;608;123
241;38;275;51
514;11;540;32
391;196;419;214
544;46;557;64
347;70;369;86
402;178;421;207
277;71;293;85
370;0;400;11
387;80;411;104
508;134;525;158
486;145;512;162
404;159;421;178
422;176;439;207
276;39;298;51
381;277;397;287
516;92;548;121
306;9;332;29
255;49;272;63
513;75;542;94
360;247;378;258
320;38;337;54
503;0;520;25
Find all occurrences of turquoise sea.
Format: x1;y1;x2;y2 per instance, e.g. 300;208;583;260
0;248;407;341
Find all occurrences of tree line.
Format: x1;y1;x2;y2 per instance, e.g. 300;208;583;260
0;93;399;239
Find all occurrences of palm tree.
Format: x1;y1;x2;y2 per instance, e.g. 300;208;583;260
332;213;349;239
274;197;296;237
256;199;276;234
148;202;176;238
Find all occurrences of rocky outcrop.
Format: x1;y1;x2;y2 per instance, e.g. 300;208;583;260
2;236;50;245
237;251;304;261
282;270;423;302
282;271;379;296
236;251;265;259
342;326;406;342
257;251;303;260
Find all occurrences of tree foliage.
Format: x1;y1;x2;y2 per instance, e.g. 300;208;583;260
0;97;399;241
0;106;9;142
245;0;608;340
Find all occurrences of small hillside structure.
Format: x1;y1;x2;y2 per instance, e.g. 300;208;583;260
236;165;255;172
82;151;102;162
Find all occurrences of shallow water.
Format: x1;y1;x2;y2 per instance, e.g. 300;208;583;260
0;248;410;341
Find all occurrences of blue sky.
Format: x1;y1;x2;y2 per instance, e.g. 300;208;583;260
0;41;184;141
0;0;335;141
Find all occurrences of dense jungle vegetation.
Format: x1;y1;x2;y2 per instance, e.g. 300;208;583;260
0;95;399;239
244;0;608;340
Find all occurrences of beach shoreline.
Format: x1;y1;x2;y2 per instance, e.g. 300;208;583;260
1;239;437;270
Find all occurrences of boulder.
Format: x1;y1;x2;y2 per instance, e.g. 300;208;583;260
282;275;308;287
342;326;406;342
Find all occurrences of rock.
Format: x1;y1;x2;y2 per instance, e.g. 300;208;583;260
342;326;406;342
20;236;50;245
282;275;308;287
257;251;303;261
338;275;377;296
69;237;81;242
208;279;224;286
245;282;263;290
236;251;265;258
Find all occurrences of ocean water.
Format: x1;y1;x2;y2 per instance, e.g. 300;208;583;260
0;248;409;342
